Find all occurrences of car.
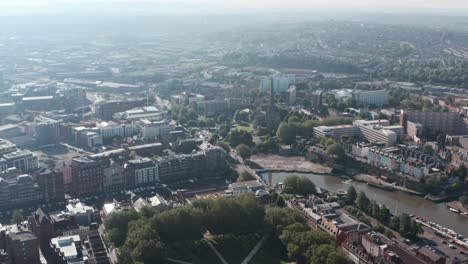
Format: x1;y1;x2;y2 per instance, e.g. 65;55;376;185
449;244;456;249
442;241;448;245
460;251;465;255
404;239;412;245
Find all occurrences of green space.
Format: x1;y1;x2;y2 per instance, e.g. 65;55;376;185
250;237;289;264
212;233;262;263
166;240;221;264
237;124;253;132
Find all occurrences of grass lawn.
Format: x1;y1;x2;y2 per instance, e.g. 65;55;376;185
236;124;253;132
212;233;263;263
249;236;289;264
166;240;222;264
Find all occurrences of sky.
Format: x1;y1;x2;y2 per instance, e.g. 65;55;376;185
1;0;468;15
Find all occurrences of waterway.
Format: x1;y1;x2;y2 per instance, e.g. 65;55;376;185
262;172;468;237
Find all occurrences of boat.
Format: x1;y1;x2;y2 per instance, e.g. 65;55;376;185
341;179;352;184
449;208;460;213
337;175;351;180
367;182;394;191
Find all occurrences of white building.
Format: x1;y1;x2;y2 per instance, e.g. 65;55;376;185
352;90;389;107
272;77;290;93
113;106;163;122
135;119;172;140
259;77;272;93
97;121;135;139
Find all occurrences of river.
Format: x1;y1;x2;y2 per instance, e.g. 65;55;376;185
262;172;468;237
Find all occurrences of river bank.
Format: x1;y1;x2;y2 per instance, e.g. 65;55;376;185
250;154;332;174
251;154;423;196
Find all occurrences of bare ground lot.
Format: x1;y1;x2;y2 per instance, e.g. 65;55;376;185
250;154;332;174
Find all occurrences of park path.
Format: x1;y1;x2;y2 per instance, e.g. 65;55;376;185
240;235;268;264
206;240;229;264
167;258;193;264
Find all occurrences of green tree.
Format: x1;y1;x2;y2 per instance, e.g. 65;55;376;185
456;164;467;182
460;195;468;206
345;186;357;204
422;144;434;155
236;144;252;160
216;141;230;153
237;170;256;182
152;207;204;243
276;195;286;207
283;175;316;196
276;122;296;145
104;211;140;247
356;191;370;212
326;143;345;158
379;205;391;224
11;210;23;225
228;130;253;147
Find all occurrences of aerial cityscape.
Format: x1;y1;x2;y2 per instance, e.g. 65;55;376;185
0;0;468;263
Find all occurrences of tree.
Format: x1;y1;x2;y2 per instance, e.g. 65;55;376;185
11;210;23;225
326;143;345;158
105;211;140;247
356;191;370;212
216;141;230;153
228;130;253;147
460;195;468;207
456;164;467;182
236;144;252;160
237;170;256;182
276;122;296;145
283;175;316;196
345;186;357;204
422;144;434;155
276;195;286;207
379;205;391;224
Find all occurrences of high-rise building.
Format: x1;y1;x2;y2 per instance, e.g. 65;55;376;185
33;116;61;146
70;157;105;196
125;158;159;189
35;168;64;203
4;230;40;264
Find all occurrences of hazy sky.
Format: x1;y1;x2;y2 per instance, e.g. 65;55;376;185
1;0;468;14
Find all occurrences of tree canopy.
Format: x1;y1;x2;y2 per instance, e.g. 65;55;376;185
283;175;317;196
236;144;252;160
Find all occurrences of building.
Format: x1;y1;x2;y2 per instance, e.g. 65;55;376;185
96;121;135;139
287;85;297;106
35;168;64;203
96;99;146;120
29;208;55;253
311;90;323;111
361;232;395;258
125;158;159;189
321;212;371;244
70;157;105;196
65;199;96;226
0;124;21;139
3;229;40;264
171;92;205;105
352;90;388;107
314;120;403;146
400;110;466;137
135;119;172;140
227;180;265;196
33;116;60;146
50;235;87;264
0;139;16;156
314;125;359;139
113;106;163;122
102;159;125;193
3;150;38;173
0;174;42;209
20;96;55;111
354;120;401;146
272;77;289;93
259;77;272;93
